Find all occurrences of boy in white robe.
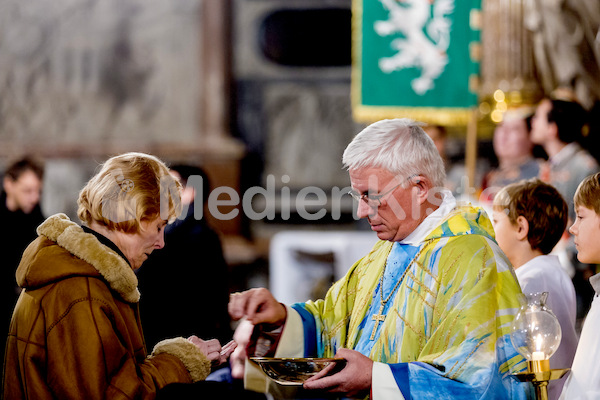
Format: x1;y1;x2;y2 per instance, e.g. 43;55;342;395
492;178;578;400
559;172;600;399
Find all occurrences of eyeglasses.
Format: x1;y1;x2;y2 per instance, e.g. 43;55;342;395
348;174;418;208
348;182;404;208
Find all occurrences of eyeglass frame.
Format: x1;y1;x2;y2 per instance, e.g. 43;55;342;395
347;174;418;208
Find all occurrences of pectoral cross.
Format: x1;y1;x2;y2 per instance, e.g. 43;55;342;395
370;304;386;340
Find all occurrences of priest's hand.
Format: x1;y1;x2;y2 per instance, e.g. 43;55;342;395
230;319;254;379
228;288;286;327
303;348;372;398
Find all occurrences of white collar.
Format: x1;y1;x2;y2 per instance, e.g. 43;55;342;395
400;189;457;246
591;273;600;295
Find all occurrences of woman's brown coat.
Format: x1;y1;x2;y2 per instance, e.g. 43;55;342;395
3;214;211;399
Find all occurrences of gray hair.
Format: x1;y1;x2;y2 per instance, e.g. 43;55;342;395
342;118;446;188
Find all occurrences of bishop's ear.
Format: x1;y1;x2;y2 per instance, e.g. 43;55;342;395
412;175;431;203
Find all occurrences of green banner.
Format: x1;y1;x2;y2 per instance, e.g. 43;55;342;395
352;0;481;126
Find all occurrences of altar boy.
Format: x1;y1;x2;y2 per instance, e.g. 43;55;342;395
492;179;578;400
559;172;600;399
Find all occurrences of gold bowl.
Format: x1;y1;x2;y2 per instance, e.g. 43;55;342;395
250;357;347;386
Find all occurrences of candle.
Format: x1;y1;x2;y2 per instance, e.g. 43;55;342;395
531;351;545;361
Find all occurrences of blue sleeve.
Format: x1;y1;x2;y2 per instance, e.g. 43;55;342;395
388;361;498;399
291;303;318;357
386;346;532;399
388;362;410;398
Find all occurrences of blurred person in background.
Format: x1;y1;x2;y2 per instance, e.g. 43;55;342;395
531;97;598;220
138;164;232;351
531;96;600;326
0;156;45;365
423;124;490;200
481;108;543;201
423;124;448;160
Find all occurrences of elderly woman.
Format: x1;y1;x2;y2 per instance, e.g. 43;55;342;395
3;152;235;399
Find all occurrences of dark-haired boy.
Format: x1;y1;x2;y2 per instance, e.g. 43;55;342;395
492;178;578;400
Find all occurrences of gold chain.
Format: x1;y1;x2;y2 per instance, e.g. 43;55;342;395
370;240;432;341
379;248;418;305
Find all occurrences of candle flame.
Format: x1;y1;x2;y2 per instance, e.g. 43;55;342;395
535;333;543;352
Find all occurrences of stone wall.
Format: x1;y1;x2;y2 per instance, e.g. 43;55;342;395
0;0;205;153
0;0;244;235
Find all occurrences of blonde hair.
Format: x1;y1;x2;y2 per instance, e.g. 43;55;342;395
574;172;600;215
493;179;567;254
77;152;182;234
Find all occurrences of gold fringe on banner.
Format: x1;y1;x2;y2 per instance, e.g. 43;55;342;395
352;105;474;127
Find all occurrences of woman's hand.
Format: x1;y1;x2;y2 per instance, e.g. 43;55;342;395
219;340;238;361
187;336;237;367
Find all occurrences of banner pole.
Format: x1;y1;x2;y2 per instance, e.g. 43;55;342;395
465;108;478;193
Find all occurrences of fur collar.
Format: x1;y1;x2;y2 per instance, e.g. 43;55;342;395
37;213;140;303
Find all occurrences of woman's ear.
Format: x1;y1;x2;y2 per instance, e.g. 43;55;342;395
515;215;529;241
